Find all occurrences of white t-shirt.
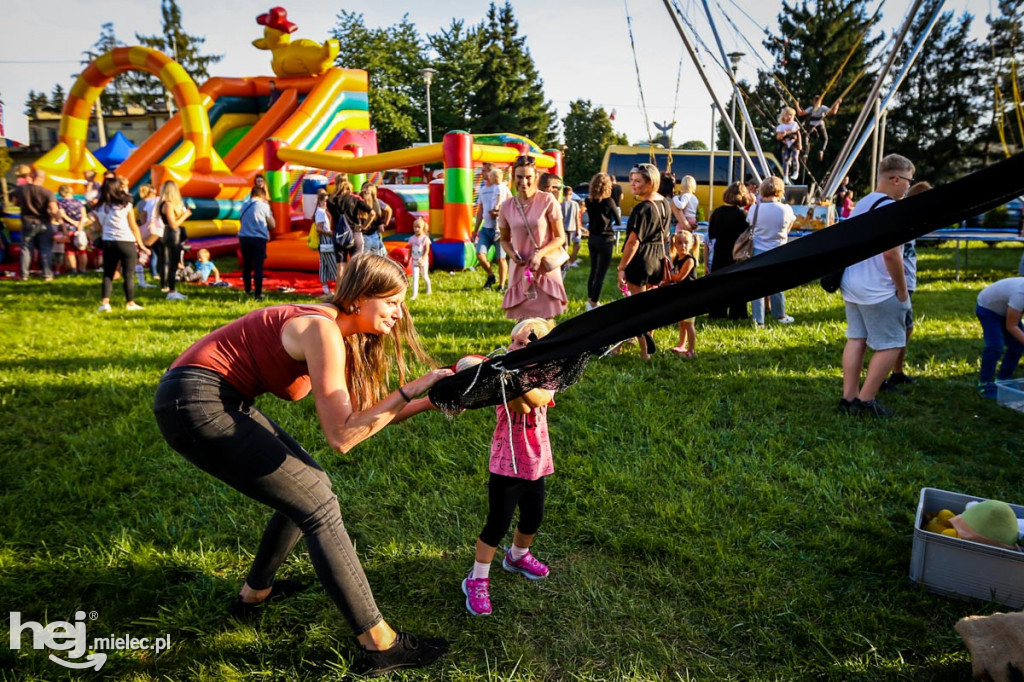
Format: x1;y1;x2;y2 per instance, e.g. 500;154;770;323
747;200;795;252
776;122;800;147
95;204;135;242
139;197;162;239
314;207;330;231
673;193;698;223
841;192;898;305
476;183;510;229
977;277;1024;316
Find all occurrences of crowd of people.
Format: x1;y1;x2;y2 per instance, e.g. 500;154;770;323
4;150;1020;677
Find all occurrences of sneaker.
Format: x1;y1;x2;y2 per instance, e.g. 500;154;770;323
850;398;894;418
888;372;915;386
461;574;492;616
569;261;580;268
585;301;599;311
166;291;187;301
978;382;997;399
837;398;854;413
502;548;549;580
879;379;907;395
227;579;308;620
775;315;795;324
137;282;156;288
483;274;496;290
160;287;170;293
124;302;145;311
277;286;296;294
355;632;449;678
97;302;112;313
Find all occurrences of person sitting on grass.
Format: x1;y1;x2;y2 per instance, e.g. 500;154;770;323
462;318;556;617
153;254;454;676
975;276;1024;399
193;248;223;285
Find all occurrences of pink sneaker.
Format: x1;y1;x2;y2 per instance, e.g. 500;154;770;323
461;574;492;616
502;548;549;580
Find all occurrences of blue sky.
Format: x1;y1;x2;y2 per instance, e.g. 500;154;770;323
0;0;992;147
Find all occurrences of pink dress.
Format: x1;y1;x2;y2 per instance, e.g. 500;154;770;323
499;192;568;320
489;401;554;480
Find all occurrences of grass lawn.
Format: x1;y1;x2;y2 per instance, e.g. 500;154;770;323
0;241;1021;681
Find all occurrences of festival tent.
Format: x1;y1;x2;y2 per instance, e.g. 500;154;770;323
92;131;137;169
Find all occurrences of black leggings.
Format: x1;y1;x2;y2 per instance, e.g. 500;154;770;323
479;472;546;548
159;229;182;292
101;240;137;302
153;367;383;635
239;237;268;296
587;237;615;303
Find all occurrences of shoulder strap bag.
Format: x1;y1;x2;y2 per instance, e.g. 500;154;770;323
515;195;569;273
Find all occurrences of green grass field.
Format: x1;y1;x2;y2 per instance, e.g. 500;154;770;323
1;241;1021;681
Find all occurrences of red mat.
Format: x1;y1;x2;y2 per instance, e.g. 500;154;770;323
218;270;327;297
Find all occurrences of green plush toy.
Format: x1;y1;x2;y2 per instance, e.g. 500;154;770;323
949;500;1021;549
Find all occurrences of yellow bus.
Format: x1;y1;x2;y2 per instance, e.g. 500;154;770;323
600;145;783;217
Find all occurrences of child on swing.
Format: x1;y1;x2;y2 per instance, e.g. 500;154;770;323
462;318;556;616
776;107;801;182
666;230;699;358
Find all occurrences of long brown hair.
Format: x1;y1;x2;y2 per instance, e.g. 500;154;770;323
328;254;434;410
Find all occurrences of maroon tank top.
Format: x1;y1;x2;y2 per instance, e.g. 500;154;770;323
170;304;336;400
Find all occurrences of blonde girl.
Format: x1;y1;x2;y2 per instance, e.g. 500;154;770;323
314;189;337;295
666;230;699;357
407;218;432;299
776;107;801;181
462;318;557;617
155;180;191;300
671;175;699;231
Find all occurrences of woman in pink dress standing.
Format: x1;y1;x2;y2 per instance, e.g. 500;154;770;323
498;155;568;321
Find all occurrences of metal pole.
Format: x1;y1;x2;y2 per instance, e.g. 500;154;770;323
421;68;436;145
727;91;736;187
823;0;928;196
661;0;762;184
879;110;887;161
870;99;880;189
740;117;747;185
95;100;106;147
709;103;716;217
823;0;944;198
700;0;770;177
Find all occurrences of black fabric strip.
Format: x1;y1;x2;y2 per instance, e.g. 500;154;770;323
429;152;1024;411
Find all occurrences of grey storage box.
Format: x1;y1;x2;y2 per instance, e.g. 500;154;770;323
909;487;1024;608
996;379;1024;414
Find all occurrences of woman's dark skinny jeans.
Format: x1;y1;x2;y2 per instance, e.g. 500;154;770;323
153;367;383;635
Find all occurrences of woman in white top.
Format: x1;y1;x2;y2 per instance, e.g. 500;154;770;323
89;175;150;313
747;176;796;327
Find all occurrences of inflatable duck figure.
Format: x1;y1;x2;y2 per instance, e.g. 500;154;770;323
253;7;340;78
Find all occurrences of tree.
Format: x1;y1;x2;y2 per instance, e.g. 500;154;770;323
81;22;130;113
562;99;628;186
23;91;50;117
979;0;1024;162
331;11;427;151
679;140;708;150
884;3;984;183
134;0;223;110
427;19;483;139
48;85;67;114
750;0;883;190
471;3;558;147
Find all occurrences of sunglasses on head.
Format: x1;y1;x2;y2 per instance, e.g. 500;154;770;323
514;155;537;168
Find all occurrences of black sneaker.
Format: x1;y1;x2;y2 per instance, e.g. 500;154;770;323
879;379;907;395
888;372;915;386
355;632;449;678
837;398;854;413
483;274;496;290
850;398;894;418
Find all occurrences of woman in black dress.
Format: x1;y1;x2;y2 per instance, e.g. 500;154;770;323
616;163;671;360
584;172;621;311
707;181;753;320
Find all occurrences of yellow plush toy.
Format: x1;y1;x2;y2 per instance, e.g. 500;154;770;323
923;509;959;537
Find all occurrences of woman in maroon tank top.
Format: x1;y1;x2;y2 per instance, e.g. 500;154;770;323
154;254;453;676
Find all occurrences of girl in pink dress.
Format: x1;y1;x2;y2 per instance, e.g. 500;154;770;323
498;156;568;321
461;318;556;616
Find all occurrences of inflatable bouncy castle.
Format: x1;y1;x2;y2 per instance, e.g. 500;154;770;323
4;6;563;272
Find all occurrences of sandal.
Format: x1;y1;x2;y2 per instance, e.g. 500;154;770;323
228;578;308;619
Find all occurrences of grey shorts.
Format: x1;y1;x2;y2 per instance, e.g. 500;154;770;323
845;294;911;350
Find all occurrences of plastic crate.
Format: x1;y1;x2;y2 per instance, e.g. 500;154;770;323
996;379;1024;414
909;488;1024;607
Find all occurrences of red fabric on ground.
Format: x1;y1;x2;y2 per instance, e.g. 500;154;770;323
218;270;327;297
